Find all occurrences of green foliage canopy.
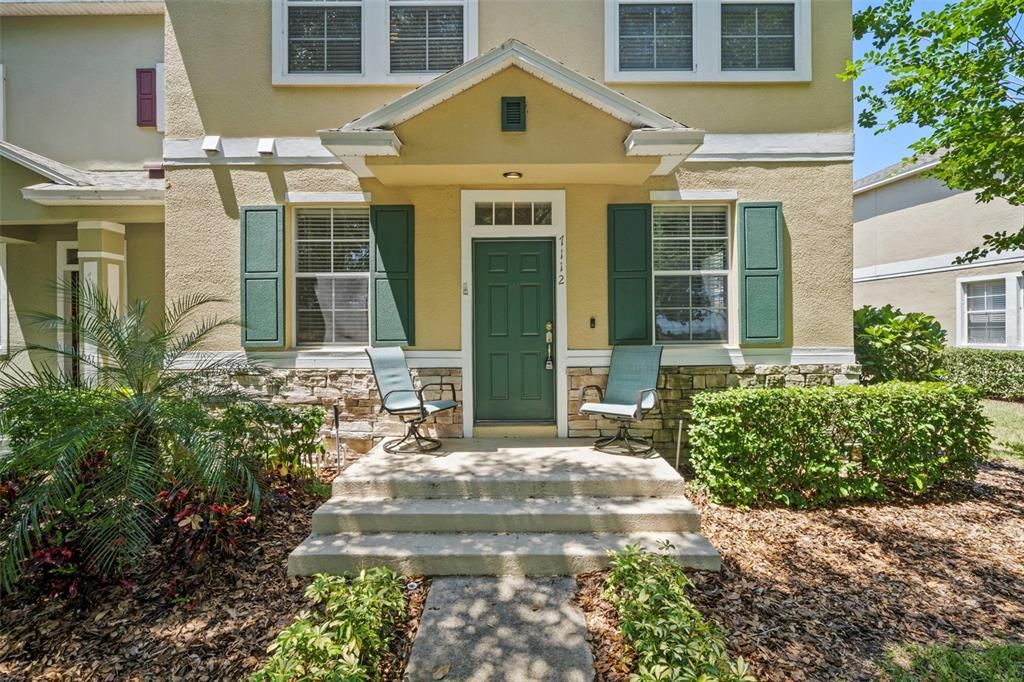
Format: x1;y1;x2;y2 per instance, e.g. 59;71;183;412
843;0;1024;260
854;304;946;383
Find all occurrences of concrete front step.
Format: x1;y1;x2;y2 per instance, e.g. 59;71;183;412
311;496;701;534
333;438;687;499
288;531;721;576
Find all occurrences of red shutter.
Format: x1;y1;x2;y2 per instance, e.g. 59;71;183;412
136;68;156;127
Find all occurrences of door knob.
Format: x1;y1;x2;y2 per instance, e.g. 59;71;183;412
545;321;553;370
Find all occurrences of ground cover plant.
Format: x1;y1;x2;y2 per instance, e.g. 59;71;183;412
0;284;324;595
854;304;946;384
882;641;1024;681
253;569;407;681
945;347;1024;402
688;382;989;508
602;546;754;682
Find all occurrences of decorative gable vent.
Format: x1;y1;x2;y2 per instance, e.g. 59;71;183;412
501;96;526;132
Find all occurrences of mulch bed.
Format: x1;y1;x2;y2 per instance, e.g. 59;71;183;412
581;458;1024;681
575;571;632;682
0;455;428;681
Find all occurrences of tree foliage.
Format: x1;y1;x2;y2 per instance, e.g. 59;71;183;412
854;304;947;383
843;0;1024;261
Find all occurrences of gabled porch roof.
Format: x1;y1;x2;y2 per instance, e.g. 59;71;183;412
319;40;705;182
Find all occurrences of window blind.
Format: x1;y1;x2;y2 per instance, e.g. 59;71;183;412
390;5;465;73
618;3;693;71
287;1;362;73
721;3;795;71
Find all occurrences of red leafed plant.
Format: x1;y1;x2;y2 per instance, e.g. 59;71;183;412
157;485;257;568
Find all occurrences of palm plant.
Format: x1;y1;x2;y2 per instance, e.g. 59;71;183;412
0;282;264;592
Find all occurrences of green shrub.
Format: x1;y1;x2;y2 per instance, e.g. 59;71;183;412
688;382;989;508
604;546;754;682
944;347;1024;401
854;304;946;383
219;402;326;473
253;569;406;682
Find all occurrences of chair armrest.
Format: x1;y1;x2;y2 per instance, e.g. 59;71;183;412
420;382;457;403
577;384;604;411
635;388;659;419
379;388;424;416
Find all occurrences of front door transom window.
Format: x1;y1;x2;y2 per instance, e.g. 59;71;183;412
474;201;553;227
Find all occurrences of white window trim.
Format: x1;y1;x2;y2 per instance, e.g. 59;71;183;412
604;0;811;83
955;272;1024;349
155;62;165;133
460;189;568;439
0;64;6;141
651;203;737;346
272;0;479;86
291;204;372;349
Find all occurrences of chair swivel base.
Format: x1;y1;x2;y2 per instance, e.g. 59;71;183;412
593;423;655;456
382;419;442;454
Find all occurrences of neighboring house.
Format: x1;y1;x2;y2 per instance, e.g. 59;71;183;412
2;0;856;449
854;156;1024;350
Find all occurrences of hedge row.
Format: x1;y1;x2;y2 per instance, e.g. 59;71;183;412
688;382;989;508
944;347;1024;402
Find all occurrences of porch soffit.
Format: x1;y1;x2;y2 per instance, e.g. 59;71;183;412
317;39;705;181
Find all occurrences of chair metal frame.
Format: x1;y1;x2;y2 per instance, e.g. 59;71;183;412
578;346;663;455
365;348;458;454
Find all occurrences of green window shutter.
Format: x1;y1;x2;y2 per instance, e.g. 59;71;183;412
738;202;785;345
607;204;652;345
501;96;526;132
240;205;284;348
370;205;415;347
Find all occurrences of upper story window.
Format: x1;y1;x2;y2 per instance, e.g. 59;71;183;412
604;0;811;83
273;0;479;86
618;3;693;72
721;3;795;71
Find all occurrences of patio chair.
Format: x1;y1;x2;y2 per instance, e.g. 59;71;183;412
578;345;663;455
365;346;458;453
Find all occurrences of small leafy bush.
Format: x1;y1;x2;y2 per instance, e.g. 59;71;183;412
157;485;256;568
219;402;326;472
604;546;754;682
688;382;989;508
253;569;406;681
944;347;1024;401
854;304;946;383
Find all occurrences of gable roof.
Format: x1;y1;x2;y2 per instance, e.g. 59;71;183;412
0;140;94;185
334;39;688;133
854;152;943;194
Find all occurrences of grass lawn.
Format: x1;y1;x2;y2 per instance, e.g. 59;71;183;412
982;399;1024;461
883;641;1024;681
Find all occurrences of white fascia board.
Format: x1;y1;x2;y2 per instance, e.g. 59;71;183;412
285;191;372;204
650;190;739;201
21;184;164;206
624;128;705;157
317;129;402;157
853;159;942;195
0;142;88;185
163;137;342;167
854;249;1024;283
685;133;854;163
341;39;684;132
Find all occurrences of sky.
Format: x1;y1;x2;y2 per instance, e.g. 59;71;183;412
851;0;931;180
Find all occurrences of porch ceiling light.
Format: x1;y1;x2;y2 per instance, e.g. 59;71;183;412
503;171;523;179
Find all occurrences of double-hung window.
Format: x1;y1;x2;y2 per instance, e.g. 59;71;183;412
274;0;478;85
295;208;370;345
957;274;1024;348
652;205;730;343
605;0;810;82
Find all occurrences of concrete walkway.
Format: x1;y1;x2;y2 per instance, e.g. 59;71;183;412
405;577;594;682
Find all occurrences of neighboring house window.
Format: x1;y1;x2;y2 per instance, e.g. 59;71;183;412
604;0;810;82
618;3;693;71
652;205;730;343
295;207;370;345
721;3;795;71
964;279;1007;344
273;0;478;85
287;0;362;73
390;3;465;73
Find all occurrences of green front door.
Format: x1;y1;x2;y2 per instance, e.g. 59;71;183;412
473;239;556;422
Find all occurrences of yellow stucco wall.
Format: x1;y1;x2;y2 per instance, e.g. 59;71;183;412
164;0;851;138
163;159;852;352
0;14;164;169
